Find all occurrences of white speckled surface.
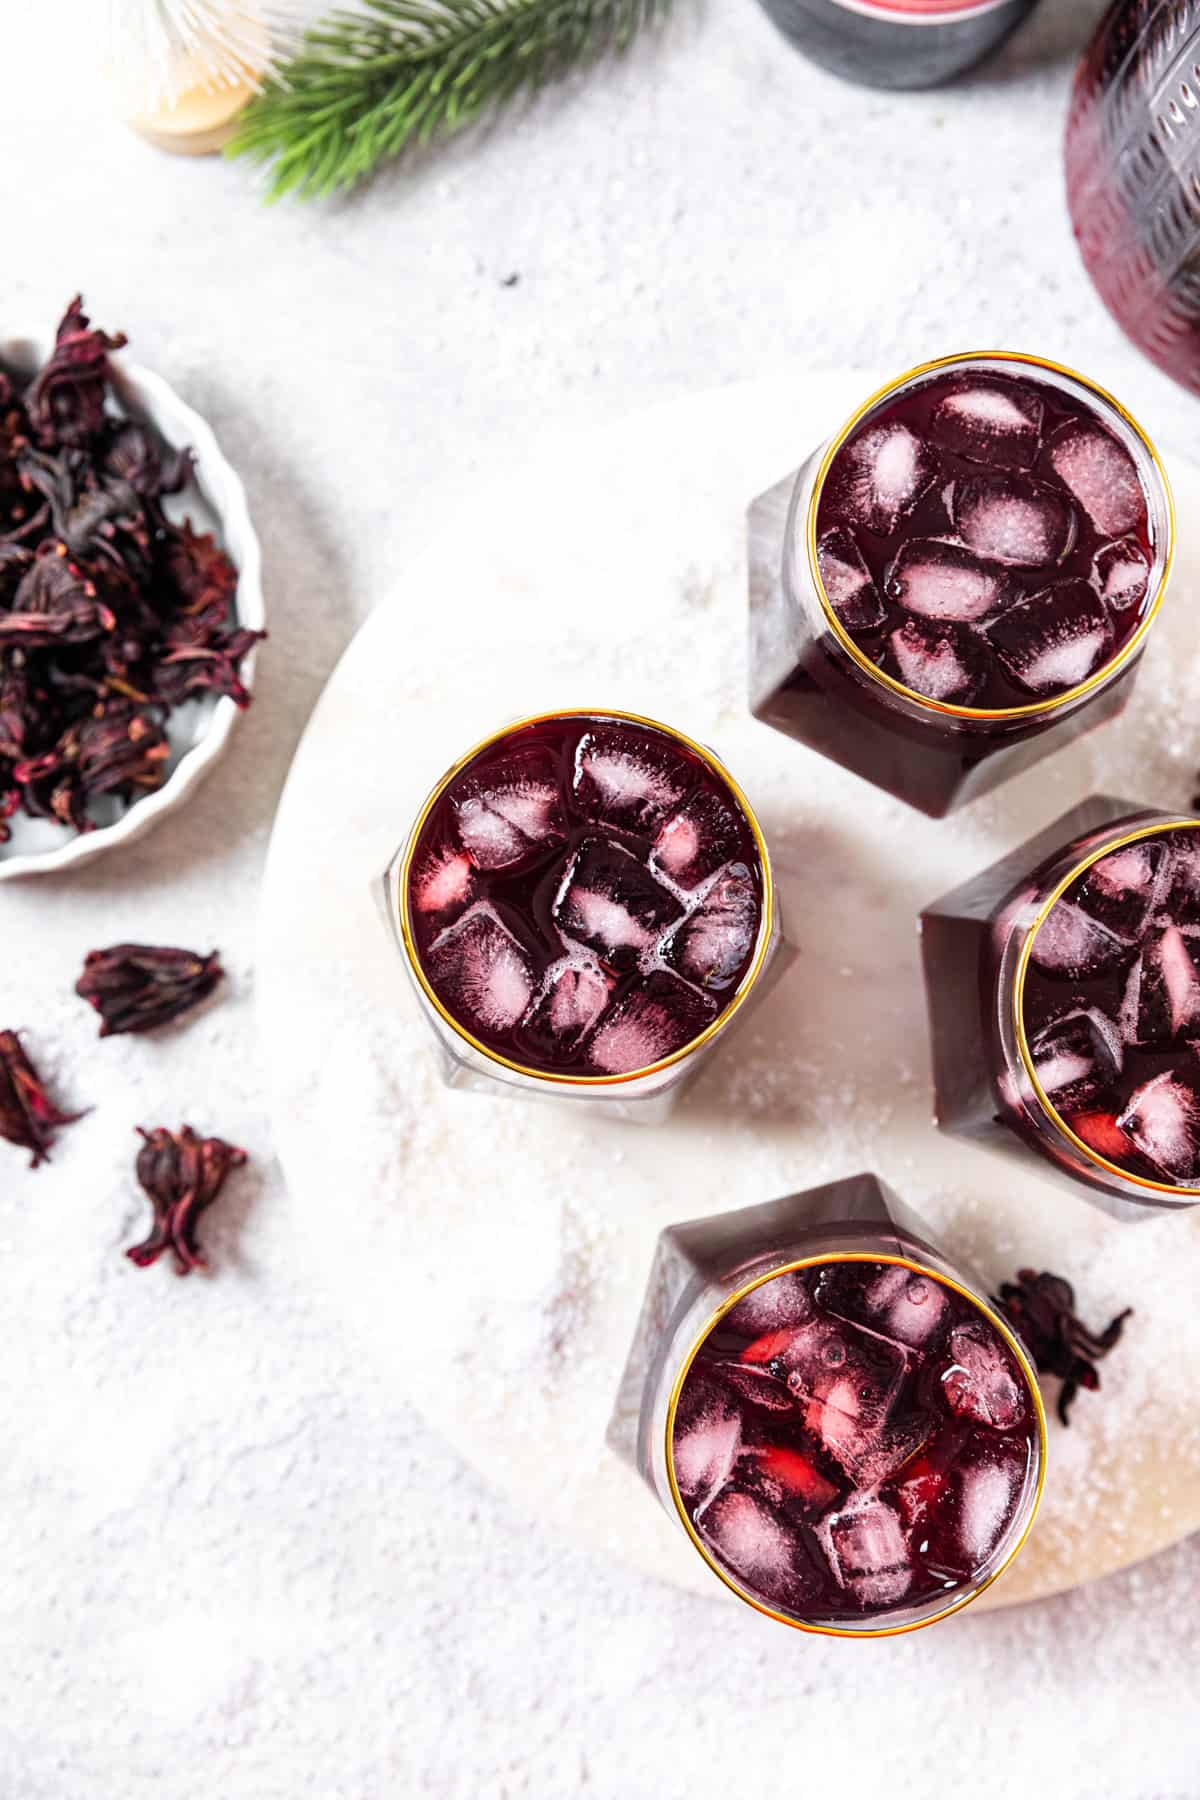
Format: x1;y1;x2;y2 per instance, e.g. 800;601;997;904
5;1;1200;1794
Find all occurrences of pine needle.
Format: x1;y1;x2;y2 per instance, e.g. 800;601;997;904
226;0;671;199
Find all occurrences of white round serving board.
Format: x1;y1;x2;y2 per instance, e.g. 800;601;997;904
258;371;1200;1615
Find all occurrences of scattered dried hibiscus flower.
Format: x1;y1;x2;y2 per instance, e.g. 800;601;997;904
128;1124;248;1275
993;1268;1131;1426
0;297;264;841
76;942;223;1037
0;1028;84;1167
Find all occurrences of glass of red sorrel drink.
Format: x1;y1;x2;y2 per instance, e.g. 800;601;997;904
922;796;1200;1218
1066;0;1200;398
748;352;1174;817
381;708;788;1120
754;0;1040;91
610;1173;1045;1635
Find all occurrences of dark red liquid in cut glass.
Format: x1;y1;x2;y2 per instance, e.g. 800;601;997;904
814;368;1153;712
672;1260;1037;1624
1022;825;1200;1186
406;715;764;1077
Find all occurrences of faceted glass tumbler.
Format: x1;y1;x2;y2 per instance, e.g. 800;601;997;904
378;708;794;1123
921;795;1200;1218
608;1172;1046;1635
748;351;1174;817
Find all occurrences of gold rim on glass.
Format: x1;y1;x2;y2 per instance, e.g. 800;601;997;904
396;706;777;1087
803;349;1176;722
1013;816;1200;1198
664;1252;1048;1639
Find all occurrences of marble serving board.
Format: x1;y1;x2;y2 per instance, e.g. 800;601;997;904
258;371;1200;1616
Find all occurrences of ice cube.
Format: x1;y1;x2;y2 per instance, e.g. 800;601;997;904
1131;926;1200;1043
951;474;1075;567
741;1443;839;1513
828;421;937;535
1029;896;1132;980
572;725;694;832
451;748;567;872
710;1359;796;1414
1079;840;1172;943
742;1316;907;1479
553;839;683;971
940;1323;1026;1429
816;526;885;631
663;865;759;990
847;1413;935;1490
585;972;717;1074
698;1488;804;1602
1091;537;1150;613
987;580;1114;695
930;376;1043;469
671;1373;742;1505
424;902;534;1035
1047;423;1147;537
410;840;476;923
887;616;988;704
1168;837;1200;924
956;1455;1022;1568
724;1270;815;1339
1029;1006;1122;1108
650;788;742;891
1117;1070;1200;1181
817;1494;913;1610
884;537;1019;624
520;957;611;1061
817;1263;951;1351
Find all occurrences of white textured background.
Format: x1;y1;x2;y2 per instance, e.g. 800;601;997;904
4;1;1200;1795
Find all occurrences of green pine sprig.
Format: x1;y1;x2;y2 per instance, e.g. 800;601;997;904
226;0;671;200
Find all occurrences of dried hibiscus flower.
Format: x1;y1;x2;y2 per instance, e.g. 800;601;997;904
0;1028;84;1167
0;297;264;841
993;1268;1131;1426
26;297;127;450
128;1124;248;1275
76;943;223;1037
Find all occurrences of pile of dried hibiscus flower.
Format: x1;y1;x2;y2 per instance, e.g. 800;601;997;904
0;297;262;838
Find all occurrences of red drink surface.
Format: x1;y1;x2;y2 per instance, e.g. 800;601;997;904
1022;824;1200;1187
406;714;764;1077
814;367;1153;710
672;1260;1038;1624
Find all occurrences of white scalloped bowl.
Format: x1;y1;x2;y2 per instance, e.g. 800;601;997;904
0;335;264;879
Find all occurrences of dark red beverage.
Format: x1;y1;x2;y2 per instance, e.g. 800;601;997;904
401;712;768;1080
671;1258;1039;1626
749;354;1173;816
815;368;1152;709
921;799;1200;1216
